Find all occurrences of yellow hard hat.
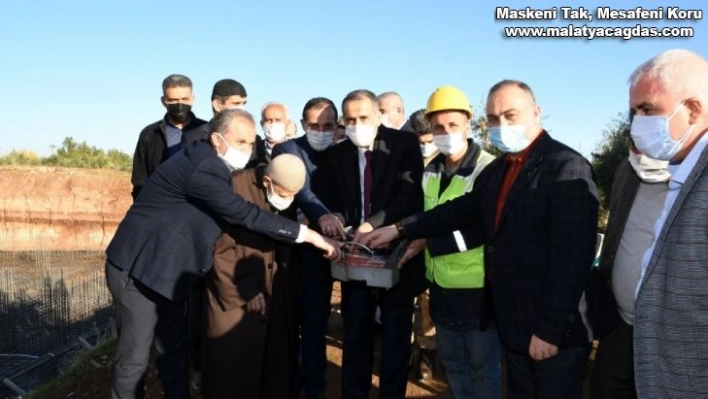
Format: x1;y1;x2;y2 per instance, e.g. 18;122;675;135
425;85;473;119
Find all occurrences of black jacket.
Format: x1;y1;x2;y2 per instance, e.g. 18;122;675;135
107;140;302;302
327;126;427;307
131;112;208;199
403;132;599;352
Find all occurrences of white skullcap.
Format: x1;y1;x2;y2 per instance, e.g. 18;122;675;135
266;153;306;192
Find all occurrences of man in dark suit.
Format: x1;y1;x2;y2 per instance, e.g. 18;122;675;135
361;80;599;398
272;97;345;399
328;89;426;398
105;108;340;399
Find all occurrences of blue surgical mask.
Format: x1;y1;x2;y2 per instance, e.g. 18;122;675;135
630;102;693;161
488;124;531;153
306;130;334;151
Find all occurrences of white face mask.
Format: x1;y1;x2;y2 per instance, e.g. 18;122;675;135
630;102;693;161
420;142;438;158
266;182;294;211
380;114;392;128
306;130;334;151
433;132;467;156
488;124;532;153
628;149;671;183
346;124;378;148
216;134;251;171
263;123;287;143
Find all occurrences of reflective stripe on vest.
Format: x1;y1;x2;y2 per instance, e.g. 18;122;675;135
422;150;494;289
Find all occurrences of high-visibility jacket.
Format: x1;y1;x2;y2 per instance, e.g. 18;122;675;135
423;146;495;289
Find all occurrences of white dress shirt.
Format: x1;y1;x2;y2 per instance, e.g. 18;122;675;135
636;133;708;297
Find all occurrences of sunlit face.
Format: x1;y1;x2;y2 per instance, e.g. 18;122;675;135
210;117;256;155
343;98;380;127
379;96;404;127
429;111;470;136
213;95;247;113
263;176;298;200
302;106;337;132
486;85;540;140
261;105;287;126
629;76;691;142
161;86;194;107
286;120;297;138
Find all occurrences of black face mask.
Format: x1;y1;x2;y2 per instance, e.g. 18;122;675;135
166;103;192;123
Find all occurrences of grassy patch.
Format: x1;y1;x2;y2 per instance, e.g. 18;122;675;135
28;337;117;398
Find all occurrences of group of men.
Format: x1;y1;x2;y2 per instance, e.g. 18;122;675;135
104;47;708;399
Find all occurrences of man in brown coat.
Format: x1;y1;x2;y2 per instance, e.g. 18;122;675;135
201;154;307;399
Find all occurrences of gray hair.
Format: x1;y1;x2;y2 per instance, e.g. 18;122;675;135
260;101;289;120
210;109;255;137
488;80;537;104
162;74;192;92
628;49;708;101
342;89;379;110
378;91;403;104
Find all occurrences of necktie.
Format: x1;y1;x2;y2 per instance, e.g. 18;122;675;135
364;150;373;221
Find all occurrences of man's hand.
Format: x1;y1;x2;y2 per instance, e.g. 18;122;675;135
352;222;374;243
318;214;346;240
246;293;267;315
528;334;558;361
305;228;343;262
397;238;425;268
358;224;400;249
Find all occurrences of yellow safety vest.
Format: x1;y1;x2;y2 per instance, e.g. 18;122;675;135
423;150;494;289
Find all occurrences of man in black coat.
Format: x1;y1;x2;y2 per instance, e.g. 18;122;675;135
361;80;599;399
105;109;340;399
327;90;426;398
131;74;207;199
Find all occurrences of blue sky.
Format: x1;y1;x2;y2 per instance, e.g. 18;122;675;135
1;0;705;158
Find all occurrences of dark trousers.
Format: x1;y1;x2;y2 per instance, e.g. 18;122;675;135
298;247;333;398
591;320;636;399
504;343;591;399
341;282;414;399
105;262;190;399
186;279;203;372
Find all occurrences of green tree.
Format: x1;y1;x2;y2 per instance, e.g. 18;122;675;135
0;137;132;172
590;113;631;231
0;149;42;166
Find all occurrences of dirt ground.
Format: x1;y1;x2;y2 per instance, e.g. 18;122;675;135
33;282;451;399
35;282;593;398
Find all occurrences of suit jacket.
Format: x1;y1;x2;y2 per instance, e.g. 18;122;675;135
327;126;427;306
582;159;636;337
404;132;599;352
271;136;332;225
106;140;302;302
634;142;708;397
255;135;271;165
